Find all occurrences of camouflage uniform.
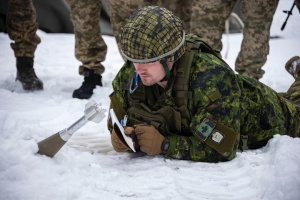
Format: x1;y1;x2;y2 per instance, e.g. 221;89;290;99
142;0;192;33
191;0;279;79
109;37;300;162
7;0;41;58
7;0;43;91
66;0;106;75
108;6;300;162
107;0;141;60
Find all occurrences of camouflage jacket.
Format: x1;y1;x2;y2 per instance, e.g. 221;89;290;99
109;36;286;163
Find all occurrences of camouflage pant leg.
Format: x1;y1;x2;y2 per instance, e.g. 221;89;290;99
142;0;192;33
285;79;300;105
108;0;141;61
279;79;300;137
167;0;192;33
235;0;279;79
7;0;41;58
66;0;106;75
190;0;236;52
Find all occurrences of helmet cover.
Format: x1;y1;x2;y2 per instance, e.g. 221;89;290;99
121;6;186;63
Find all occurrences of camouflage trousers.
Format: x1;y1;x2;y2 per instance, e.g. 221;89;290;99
142;0;192;33
107;0;141;61
7;0;41;58
280;79;300;137
109;0;279;79
66;0;106;75
191;0;279;79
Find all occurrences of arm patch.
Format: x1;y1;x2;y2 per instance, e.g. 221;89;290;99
195;118;216;141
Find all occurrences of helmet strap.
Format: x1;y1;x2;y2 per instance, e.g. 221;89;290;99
159;60;170;82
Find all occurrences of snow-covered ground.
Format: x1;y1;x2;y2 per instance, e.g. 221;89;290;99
1;1;300;199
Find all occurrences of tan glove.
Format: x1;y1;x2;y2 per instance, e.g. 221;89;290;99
111;127;138;152
135;125;165;155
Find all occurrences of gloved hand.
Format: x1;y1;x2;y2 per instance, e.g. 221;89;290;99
111;126;137;152
135;125;165;155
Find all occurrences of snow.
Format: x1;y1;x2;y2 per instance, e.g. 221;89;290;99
0;1;300;199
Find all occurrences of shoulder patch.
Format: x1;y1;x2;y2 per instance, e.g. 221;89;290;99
195;118;216;141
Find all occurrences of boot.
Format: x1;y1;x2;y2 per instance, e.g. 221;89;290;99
72;68;102;99
285;56;300;80
16;57;43;91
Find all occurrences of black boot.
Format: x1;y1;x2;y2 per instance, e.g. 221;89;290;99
16;57;43;91
72;68;102;99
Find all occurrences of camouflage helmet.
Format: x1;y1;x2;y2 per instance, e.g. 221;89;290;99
121;6;186;63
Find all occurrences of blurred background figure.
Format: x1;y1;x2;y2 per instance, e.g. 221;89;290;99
107;0;140;61
142;0;279;80
6;0;43;91
66;0;141;99
1;0;141;96
190;0;279;80
142;0;192;33
65;0;106;99
2;0;280;86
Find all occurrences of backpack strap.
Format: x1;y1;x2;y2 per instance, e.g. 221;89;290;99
173;34;221;131
173;34;201;129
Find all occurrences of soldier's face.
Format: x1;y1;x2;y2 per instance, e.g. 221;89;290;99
133;61;173;86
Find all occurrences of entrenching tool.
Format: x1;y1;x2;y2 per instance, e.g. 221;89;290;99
37;100;106;158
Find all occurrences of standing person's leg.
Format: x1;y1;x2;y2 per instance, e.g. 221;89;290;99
142;0;191;34
167;0;192;33
108;0;141;61
235;0;279;79
190;0;236;52
66;0;106;99
142;0;160;7
7;0;43;90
